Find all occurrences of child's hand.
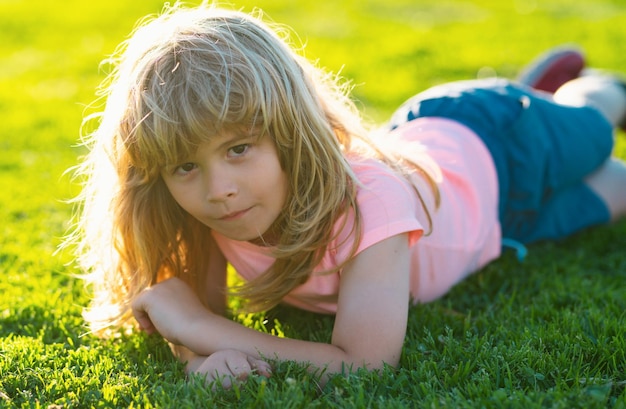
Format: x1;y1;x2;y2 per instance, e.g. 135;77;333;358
131;277;210;346
190;349;272;389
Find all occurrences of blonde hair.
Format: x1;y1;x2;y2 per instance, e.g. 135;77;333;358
67;3;439;332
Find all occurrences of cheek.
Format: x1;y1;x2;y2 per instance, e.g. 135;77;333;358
162;180;190;209
262;151;289;200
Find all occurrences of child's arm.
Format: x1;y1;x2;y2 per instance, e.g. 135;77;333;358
133;233;411;381
168;235;273;385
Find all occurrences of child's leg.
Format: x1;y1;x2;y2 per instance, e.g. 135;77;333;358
389;78;621;241
552;75;626;221
584;158;626;221
553;75;626;127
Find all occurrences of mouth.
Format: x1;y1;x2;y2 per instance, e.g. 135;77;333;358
218;207;252;221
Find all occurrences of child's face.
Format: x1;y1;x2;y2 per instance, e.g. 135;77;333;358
161;129;288;243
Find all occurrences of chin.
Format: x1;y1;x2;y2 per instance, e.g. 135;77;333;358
221;230;268;244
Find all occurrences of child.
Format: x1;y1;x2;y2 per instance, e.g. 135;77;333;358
68;4;626;387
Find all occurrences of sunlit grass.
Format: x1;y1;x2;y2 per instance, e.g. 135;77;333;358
1;0;626;407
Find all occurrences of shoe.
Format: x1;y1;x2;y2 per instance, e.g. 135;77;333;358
517;46;585;93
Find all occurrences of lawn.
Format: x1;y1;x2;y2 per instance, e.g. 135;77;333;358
1;0;626;407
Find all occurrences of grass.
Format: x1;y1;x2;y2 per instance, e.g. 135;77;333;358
1;0;626;407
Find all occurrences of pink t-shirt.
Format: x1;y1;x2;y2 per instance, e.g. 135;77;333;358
212;117;501;313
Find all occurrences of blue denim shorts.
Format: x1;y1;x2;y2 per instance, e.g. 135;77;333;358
389;78;613;243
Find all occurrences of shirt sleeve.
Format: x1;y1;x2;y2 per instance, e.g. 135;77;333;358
328;159;424;267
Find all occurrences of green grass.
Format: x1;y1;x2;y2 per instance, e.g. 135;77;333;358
1;0;626;407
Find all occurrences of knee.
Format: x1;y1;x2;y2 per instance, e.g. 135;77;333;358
554;75;626;127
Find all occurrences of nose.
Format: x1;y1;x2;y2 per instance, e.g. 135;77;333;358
204;165;238;203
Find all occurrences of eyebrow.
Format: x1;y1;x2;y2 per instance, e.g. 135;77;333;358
215;129;262;151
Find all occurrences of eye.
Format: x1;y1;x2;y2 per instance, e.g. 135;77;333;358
227;144;249;157
173;162;197;175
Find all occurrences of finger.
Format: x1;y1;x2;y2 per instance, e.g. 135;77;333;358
131;297;156;334
217;374;233;390
201;369;234;391
193;361;224;390
226;356;253;381
248;356;272;378
209;370;236;391
204;372;228;391
136;315;156;334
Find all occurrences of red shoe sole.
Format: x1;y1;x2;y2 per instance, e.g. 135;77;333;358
518;49;585;93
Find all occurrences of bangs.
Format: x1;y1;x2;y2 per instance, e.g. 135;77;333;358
119;11;279;177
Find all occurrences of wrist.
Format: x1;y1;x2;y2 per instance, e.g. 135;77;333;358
184;355;209;375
